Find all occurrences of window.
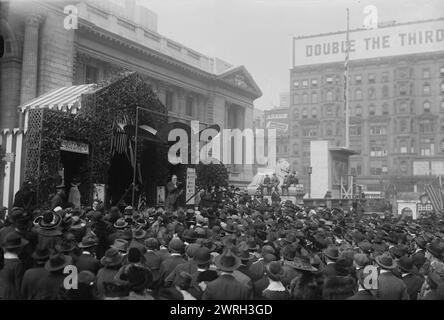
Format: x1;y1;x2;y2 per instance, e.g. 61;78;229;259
302;93;308;104
293;108;299;119
325;124;333;136
400;161;408;175
326;91;333;102
293;93;299;105
440;66;444;77
440;118;444;132
423;68;430;78
302;80;308;88
370;146;387;157
400;119;407;133
311;79;318;87
382;86;389;98
355;105;362;117
423;101;431;113
368;87;376;100
400;140;408;153
441;139;444;153
311;108;317;119
311;92;318;104
399;85;408;96
399;101;408;113
411;139;415;153
350;126;361;136
293;80;299;88
326;76;333;84
85;65;98;84
355;74;362;84
293;143;299;155
369;104;376;116
302;108;308;119
309;128;317;137
186;96;193;116
368;73;375;83
440;82;444;94
355;89;362;100
165;90;174;111
382;72;389;83
420;138;434;156
441;100;444;112
325;105;333;116
370;126;386;135
382;103;389;115
423;84;431;95
419;119;434;133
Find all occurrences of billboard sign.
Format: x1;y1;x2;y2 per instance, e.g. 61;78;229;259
293;19;444;66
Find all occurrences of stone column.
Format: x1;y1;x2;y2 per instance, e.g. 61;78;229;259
20;14;42;105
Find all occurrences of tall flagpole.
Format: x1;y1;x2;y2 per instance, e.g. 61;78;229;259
345;8;350;149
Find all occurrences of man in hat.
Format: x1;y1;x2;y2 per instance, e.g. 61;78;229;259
202;249;251;300
144;238;163;289
347;268;377;300
320;245;339;278
159;237;185;286
399;256;424;300
375;253;409;300
76;235;101;275
97;248;124;298
13;181;37;212
50;184;66;210
0;232;28;299
262;261;289;300
166;175;183;211
35;253;73;299
164;243;200;287
21;244;50;300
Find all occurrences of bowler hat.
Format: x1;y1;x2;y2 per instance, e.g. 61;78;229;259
193;247;212;265
168;237;185;253
323;246;339;261
78;235;98;249
144;238;159;250
214;249;241;272
398;256;414;273
265;261;284;281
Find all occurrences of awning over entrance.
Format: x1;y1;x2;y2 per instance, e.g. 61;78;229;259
18;84;97;113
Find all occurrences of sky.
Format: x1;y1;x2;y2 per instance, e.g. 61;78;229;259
130;0;444;110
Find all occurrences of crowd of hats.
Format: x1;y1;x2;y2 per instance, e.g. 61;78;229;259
1;189;444;300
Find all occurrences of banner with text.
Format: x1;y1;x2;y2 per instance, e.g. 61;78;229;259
186;168;196;205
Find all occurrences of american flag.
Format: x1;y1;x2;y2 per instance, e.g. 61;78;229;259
111;114;132;161
425;175;444;214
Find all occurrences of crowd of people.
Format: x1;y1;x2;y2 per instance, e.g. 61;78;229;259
0;181;443;300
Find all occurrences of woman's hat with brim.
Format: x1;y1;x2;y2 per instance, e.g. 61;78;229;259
100;248;124;267
113;218;128;229
45;253;73;272
375;253;397;270
285;256;317;272
2;232;29;250
78;235;99;249
214;249;241;272
37;211;62;230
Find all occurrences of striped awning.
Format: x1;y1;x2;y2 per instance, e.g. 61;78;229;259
18;84;97;113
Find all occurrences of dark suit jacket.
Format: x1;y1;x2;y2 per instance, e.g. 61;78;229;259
21;266;50;300
35;272;65;300
402;273;424;300
202;274;251;300
321;263;337;278
0;258;25;299
377;271;409;300
347;289;377;300
164;260;197;287
412;250;426;270
76;253;101;275
159;255;185;285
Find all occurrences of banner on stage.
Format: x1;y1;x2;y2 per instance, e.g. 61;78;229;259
157;186;165;205
93;183;105;203
186;168;196;205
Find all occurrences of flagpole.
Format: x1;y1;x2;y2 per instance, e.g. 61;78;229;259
345;8;350;149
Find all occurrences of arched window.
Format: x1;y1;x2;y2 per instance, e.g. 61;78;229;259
0;19;20;59
302;108;308;119
355;88;362;100
311;92;318;104
423;101;431;113
302;93;309;104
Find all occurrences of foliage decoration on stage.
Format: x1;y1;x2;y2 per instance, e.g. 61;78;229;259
25;72;169;207
196;163;229;189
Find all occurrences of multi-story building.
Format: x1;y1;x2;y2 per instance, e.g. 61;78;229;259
279;92;290;108
0;0;262;207
264;106;290;164
290;18;444;195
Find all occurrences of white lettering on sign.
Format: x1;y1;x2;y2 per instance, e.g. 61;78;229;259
293;20;444;66
186;168;196;205
60;139;89;155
